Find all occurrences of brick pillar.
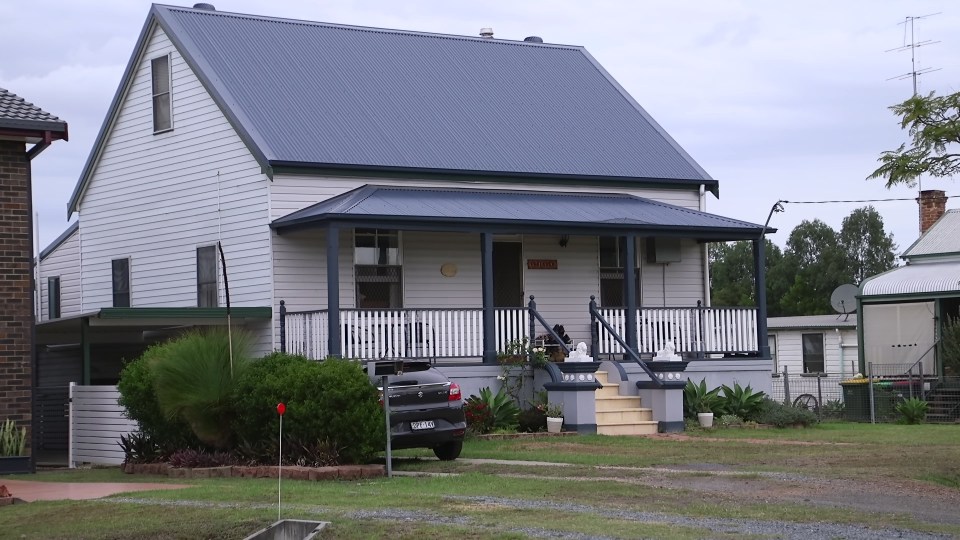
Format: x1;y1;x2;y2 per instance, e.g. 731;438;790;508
0;140;33;452
918;189;947;234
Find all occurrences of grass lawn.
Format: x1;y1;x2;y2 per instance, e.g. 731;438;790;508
3;422;959;539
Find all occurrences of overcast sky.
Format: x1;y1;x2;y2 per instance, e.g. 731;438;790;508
2;1;957;252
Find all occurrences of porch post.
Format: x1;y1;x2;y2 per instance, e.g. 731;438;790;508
481;232;496;364
753;238;770;357
327;224;341;358
624;234;639;354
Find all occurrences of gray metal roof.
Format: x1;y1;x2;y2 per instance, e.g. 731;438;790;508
861;260;960;297
155;5;713;184
0;87;68;135
767;314;857;330
902;209;960;259
270;185;765;238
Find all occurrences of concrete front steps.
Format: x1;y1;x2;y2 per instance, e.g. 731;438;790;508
595;370;659;435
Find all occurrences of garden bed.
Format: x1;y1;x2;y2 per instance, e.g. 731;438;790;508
121;462;384;481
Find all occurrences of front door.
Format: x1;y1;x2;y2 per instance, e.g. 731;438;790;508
493;242;523;307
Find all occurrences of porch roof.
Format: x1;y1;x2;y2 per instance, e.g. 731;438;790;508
270;185;769;240
860;260;960;299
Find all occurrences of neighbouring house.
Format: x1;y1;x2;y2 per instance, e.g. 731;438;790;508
0;87;68;466
767;315;858;377
859;191;954;377
38;3;774;443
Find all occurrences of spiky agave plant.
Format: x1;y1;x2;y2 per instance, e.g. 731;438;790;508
151;327;251;448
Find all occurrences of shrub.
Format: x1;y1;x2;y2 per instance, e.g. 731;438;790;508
718;383;766;420
754;399;818;428
232;353;384;465
467;387;520;433
117;343;199;454
896;398;928;424
683;378;721;418
118;432;163;464
0;419;27;456
821;399;845;419
517;408;546;433
151;328;251;448
168;448;238;469
465;399;495;434
717;414;743;427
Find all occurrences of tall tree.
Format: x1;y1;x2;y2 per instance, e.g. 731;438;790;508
708;240;788;315
778;219;848;316
868;91;960;188
838;206;897;284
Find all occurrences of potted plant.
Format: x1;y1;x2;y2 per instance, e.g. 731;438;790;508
544;403;564;433
684;378;720;428
0;419;30;474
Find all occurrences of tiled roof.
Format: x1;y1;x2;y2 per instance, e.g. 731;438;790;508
0;88;67;133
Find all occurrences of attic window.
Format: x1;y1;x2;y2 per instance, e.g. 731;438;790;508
151;55;172;132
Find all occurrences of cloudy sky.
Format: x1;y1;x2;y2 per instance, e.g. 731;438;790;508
2;1;957;252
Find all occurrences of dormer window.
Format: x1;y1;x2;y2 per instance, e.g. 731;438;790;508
151;55;172;132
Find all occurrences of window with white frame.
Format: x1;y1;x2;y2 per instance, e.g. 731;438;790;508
151;55;172;132
598;236;639;307
112;258;130;308
197;245;218;308
355;229;402;308
801;333;825;373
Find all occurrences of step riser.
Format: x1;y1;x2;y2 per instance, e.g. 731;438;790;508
596;410;653;423
595;398;642;411
596;423;659;436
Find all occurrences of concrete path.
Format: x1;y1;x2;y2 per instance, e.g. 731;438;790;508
0;479;191;502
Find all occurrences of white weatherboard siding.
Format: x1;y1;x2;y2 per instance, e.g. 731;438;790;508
640;239;706;307
39;228;81;320
523;235;599;345
861;302;936;374
76;26;272;343
269;174;702;220
402;232;482;308
770;328;859;376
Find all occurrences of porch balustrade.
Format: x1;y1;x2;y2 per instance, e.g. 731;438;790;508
283;307;529;360
596;305;758;356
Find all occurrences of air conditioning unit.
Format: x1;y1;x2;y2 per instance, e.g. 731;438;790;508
646;238;681;264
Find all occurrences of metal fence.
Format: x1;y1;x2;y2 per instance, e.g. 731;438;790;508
771;362;939;423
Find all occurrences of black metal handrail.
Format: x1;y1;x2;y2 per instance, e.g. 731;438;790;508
589;296;664;388
526;295;572;355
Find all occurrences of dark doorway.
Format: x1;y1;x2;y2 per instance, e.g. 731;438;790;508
493;242;523;307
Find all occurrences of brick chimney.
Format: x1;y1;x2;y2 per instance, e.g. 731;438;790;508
918;189;947;233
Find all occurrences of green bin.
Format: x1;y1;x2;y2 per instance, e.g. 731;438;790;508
840;381;870;422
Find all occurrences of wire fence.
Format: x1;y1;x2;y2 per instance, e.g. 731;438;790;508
771;362;939;423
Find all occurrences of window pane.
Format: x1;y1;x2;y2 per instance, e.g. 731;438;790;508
197;246;218;307
768;335;777;372
153;95;171;131
801;333;824;373
112;259;130;308
48;277;60;319
356;266;402;308
151;56;169;94
599;237;618;268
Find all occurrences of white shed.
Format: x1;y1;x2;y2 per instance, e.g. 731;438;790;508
767;315;858;377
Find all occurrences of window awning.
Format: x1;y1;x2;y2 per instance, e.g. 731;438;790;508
270;185;769;241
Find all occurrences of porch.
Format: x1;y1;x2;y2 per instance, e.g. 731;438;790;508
280;302;760;361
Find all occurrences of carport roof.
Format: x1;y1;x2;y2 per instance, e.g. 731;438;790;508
270;185;769;240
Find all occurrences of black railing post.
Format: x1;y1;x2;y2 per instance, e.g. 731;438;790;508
528;295;537;347
590;296;600;358
279;300;287;354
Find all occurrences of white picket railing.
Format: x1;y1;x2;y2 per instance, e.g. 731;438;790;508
284;308;529;360
596;306;758;355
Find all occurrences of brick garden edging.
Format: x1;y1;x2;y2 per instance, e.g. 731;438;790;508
121;463;385;481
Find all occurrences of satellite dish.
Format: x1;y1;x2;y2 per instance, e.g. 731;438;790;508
830;284;859;319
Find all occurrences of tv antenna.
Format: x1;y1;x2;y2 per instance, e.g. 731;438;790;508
886;13;941;96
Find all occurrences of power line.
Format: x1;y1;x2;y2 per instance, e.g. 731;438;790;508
781;195;960;205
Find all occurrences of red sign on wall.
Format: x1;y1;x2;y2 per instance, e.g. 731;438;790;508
527;259;558;270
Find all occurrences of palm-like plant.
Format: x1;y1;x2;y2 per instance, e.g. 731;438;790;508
475;386;520;431
719;382;766;419
151;328;251;448
683;378;721;417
